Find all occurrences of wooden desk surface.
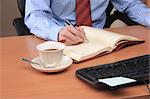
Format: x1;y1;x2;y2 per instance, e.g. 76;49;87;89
0;26;150;99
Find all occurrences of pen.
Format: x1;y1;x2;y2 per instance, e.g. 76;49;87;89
65;20;75;27
65;20;89;42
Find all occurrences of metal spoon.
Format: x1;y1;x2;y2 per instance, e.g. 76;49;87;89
21;58;53;68
21;58;41;66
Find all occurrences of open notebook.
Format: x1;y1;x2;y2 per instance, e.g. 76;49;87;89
63;26;144;62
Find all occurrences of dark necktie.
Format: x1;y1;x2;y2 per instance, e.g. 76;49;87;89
76;0;92;26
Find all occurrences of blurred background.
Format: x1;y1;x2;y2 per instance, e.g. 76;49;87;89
0;0;19;37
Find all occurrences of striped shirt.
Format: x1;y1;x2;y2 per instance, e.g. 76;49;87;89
25;0;150;41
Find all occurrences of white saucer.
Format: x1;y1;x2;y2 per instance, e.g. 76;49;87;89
31;56;73;73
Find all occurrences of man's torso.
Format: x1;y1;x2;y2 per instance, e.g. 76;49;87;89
50;0;110;28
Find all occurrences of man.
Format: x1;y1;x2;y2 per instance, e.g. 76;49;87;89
25;0;150;45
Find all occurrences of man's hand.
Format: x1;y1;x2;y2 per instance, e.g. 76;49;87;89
58;25;86;45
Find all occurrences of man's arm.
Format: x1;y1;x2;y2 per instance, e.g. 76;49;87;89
25;0;85;45
25;0;64;41
111;0;150;28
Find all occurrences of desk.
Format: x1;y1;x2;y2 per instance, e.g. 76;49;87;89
0;26;150;99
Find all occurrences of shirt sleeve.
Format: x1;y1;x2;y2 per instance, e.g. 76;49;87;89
111;0;150;28
24;0;64;41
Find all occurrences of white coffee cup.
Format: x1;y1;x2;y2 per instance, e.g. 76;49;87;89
36;41;65;67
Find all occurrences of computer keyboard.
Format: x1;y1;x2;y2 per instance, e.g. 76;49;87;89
76;54;150;89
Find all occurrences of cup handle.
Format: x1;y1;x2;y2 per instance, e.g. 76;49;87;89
45;62;57;68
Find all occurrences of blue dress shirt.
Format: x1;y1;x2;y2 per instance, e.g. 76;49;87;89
25;0;150;41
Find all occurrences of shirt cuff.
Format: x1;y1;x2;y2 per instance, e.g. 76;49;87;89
47;26;64;41
144;13;150;28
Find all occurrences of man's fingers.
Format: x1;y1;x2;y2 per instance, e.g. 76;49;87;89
76;27;86;38
62;31;83;44
58;26;85;45
67;26;85;40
